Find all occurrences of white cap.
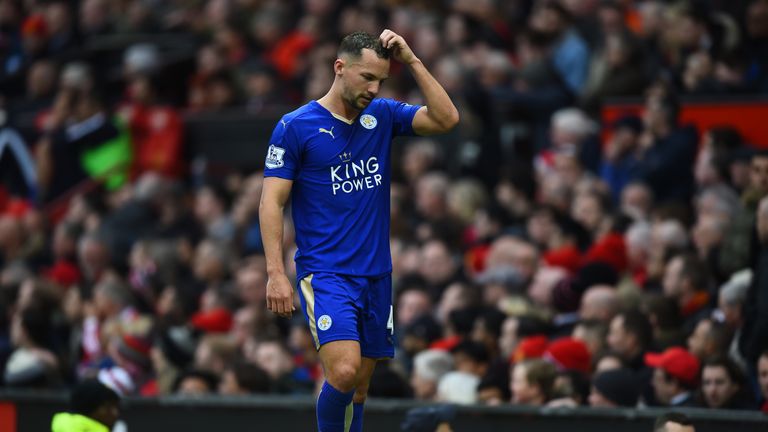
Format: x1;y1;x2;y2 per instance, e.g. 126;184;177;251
436;371;479;405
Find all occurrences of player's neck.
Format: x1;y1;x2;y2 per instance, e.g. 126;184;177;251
317;89;359;122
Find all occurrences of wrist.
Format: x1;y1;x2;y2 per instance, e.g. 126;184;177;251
406;57;423;68
267;268;286;278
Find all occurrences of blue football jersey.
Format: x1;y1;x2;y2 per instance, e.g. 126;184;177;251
263;98;421;278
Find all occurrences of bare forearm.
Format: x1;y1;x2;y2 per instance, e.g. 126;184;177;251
259;201;286;277
408;59;459;130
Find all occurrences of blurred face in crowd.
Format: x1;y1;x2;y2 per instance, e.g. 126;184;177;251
598;5;624;35
510;363;542;405
78;237;109;279
437;282;467;324
750;156;768;195
676;15;705;49
397;289;432;327
194;187;224;224
411;369;438;400
254;341;292;380
528;266;566;308
486;238;539;281
607;315;634;359
178;376;212;396
337;48;389;111
572;193;603;234
236;264;266;306
52;224;76;259
289;324;315;354
579;285;618;323
416;174;448;219
758;354;768;401
595;355;622;373
419;241;456;286
661;421;695;432
687;319;712;359
644;96;671;134
498;317;519;358
701;365;738;408
27;60;57;98
692;215;724;256
91;400;120;429
621;183;652;219
588;386;616;408
759;198;768;243
572;323;604;357
530;5;564;35
662;256;685;299
401;141;438;184
193;241;225;282
527;210;556;247
717;290;743;329
747;0;768;38
231;307;257;345
219;370;246;396
652;368;680;405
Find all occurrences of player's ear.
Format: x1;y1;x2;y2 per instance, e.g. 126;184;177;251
334;58;345;76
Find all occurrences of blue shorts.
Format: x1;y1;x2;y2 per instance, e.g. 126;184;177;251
297;272;394;359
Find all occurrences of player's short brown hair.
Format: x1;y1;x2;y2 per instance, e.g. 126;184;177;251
338;32;390;60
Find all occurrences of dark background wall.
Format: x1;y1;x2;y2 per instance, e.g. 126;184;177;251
2;392;767;432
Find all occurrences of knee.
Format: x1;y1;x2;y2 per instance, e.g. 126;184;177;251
326;362;360;393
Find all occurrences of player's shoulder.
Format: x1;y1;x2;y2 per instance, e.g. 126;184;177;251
279;102;323;128
369;98;418;114
369;97;397;111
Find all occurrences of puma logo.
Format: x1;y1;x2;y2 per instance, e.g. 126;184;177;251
319;127;335;139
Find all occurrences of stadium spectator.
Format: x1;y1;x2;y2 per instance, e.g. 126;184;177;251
646;347;700;407
51;379;120;432
758;350;768;412
510;359;557;406
1;0;768;420
589;368;640;408
411;349;454;401
699;357;756;409
653;412;695;432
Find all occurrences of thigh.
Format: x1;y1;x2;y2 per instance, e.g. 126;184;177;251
319;339;362;373
359;274;395;359
296;273;361;350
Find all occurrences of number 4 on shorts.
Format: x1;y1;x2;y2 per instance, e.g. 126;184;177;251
387;305;394;335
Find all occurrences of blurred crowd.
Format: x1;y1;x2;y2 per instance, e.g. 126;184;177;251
1;0;768;418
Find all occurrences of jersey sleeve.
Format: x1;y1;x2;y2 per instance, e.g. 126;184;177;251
263;117;301;180
388;99;422;137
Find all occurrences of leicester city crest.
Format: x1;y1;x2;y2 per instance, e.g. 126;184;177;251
360;114;377;130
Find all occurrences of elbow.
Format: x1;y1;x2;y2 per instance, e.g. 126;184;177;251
438;107;460;133
446;107;460;131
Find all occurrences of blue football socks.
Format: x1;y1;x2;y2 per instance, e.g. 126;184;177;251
317;381;355;432
349;402;364;432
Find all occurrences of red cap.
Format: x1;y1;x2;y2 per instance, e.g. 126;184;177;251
644;347;700;386
545;337;592;374
429;335;462;352
44;260;82;287
191;307;233;333
584;232;628;273
22;15;48;37
511;335;549;363
544;245;582;275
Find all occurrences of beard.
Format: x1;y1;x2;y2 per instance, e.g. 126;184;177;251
343;88;373;111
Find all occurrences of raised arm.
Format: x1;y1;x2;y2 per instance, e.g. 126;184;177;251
259;176;295;318
379;29;459;136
